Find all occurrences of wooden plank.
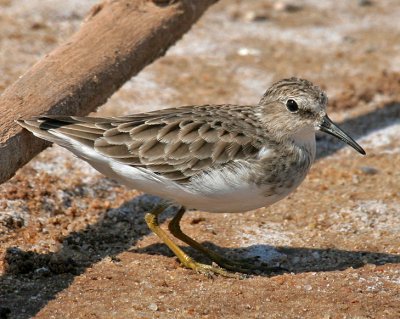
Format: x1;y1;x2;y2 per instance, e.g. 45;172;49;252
0;0;218;184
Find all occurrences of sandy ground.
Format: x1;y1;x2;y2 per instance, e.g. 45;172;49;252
1;0;400;318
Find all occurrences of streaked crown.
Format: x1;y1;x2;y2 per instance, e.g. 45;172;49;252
260;77;327;110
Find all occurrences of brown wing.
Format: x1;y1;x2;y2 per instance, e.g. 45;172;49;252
18;105;265;183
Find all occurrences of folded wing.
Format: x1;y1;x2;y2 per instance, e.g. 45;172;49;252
17;105;264;183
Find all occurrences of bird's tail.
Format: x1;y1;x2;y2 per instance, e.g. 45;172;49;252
16;116;112;148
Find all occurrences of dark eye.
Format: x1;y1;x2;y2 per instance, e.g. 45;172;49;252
286;99;299;112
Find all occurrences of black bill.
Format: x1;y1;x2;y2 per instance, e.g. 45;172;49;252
319;116;366;155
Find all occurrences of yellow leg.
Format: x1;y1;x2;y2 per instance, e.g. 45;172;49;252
144;205;240;278
168;207;259;273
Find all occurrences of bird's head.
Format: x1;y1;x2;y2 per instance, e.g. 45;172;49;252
259;77;365;155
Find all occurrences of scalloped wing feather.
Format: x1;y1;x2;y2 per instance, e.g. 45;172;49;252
18;105;265;183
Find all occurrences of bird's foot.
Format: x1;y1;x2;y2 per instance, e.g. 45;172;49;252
180;257;246;279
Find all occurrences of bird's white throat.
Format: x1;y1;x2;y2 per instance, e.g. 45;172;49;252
291;126;316;159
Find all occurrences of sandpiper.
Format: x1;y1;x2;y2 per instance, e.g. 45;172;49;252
17;77;365;277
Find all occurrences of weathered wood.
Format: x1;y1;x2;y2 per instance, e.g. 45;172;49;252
0;0;218;184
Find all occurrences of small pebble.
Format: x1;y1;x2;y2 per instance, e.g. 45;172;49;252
360;166;379;175
312;251;321;260
358;0;373;6
304;284;313;291
273;1;302;12
243;11;269;22
237;47;261;57
34;267;51;277
148;303;158;311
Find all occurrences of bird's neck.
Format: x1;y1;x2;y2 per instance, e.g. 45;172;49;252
289;126;316;161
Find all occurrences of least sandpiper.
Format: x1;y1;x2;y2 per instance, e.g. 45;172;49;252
17;77;365;276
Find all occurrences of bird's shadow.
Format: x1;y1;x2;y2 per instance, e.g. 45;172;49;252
135;241;400;276
1;101;400;319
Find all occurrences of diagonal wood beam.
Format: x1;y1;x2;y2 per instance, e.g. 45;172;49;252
0;0;218;184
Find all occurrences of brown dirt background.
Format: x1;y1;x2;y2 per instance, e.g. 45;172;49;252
1;0;400;318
